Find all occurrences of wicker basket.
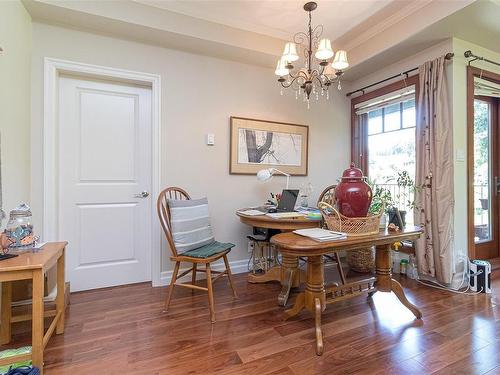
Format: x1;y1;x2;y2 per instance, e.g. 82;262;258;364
318;201;383;273
317;202;383;237
346;247;374;273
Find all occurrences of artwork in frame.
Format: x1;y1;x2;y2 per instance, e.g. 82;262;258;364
230;117;308;175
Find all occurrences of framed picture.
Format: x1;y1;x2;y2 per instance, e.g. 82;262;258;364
229;117;309;175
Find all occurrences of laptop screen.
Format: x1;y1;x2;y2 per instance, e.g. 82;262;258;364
277;189;299;212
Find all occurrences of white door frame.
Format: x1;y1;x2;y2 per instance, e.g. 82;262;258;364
43;57;163;287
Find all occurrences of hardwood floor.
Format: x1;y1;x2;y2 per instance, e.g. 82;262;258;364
3;272;500;374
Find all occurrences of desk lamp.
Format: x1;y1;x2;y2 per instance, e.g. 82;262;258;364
256;168;290;189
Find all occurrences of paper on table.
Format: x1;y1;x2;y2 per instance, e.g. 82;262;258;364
294;228;347;242
238;209;266;216
266;212;305;219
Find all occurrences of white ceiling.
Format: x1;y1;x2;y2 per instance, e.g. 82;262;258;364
135;0;395;42
23;0;478;78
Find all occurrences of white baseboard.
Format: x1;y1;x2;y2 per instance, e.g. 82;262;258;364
158;259;249;286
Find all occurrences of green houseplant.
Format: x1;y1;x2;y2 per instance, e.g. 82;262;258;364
368;180;393;229
386;170;417;228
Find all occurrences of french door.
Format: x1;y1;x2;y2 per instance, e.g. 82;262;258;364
472;95;500;259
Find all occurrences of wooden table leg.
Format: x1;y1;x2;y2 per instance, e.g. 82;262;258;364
0;281;12;345
32;269;45;372
278;255;302;306
314;297;324;355
375;244;422;319
56;249;66;334
283;255;326;355
247;265;282;283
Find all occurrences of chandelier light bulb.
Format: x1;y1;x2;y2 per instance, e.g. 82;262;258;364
315;38;334;60
332;50;349;70
274;58;289;76
282;42;299;62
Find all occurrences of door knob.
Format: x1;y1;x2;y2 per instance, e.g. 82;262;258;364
134;191;150;198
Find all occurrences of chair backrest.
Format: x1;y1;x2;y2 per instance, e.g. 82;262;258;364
317;184;337;207
157;187;191;257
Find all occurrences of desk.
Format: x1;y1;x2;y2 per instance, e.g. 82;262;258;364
236;210;320;305
271;227;422;355
0;242;67;373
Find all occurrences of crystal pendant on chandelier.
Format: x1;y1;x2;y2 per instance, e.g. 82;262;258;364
274;2;349;108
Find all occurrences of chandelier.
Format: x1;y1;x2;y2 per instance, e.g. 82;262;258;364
274;2;349;108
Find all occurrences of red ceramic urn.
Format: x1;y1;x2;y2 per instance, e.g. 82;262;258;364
335;163;373;217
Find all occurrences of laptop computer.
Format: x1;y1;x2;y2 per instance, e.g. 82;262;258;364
277;189;300;212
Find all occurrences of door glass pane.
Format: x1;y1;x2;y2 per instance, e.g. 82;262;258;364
473;99;492;243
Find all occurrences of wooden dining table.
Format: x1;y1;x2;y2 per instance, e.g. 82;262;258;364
236;210;320;305
271;227;422;356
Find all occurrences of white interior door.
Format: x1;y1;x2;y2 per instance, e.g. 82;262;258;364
58;75;152;292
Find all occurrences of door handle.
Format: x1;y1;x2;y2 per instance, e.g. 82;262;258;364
495;177;500;196
134;191;150;198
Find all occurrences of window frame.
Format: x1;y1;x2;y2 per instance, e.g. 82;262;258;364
350;75;419;176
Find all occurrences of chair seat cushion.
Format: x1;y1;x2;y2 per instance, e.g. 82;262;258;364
182;241;235;258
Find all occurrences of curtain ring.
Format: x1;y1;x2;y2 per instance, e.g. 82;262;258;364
401;72;408;89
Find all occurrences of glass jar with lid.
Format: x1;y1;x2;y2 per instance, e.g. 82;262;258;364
5;203;34;249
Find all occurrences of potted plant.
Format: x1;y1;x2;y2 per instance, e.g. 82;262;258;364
368;180;393;228
386;170;417;228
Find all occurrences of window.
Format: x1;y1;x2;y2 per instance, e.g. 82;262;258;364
351;80;418;224
367;99;416;183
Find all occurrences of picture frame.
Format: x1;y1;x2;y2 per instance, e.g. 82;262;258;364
229;117;309;175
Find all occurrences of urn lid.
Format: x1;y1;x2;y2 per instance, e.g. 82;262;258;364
9;203;32;219
341;163;365;180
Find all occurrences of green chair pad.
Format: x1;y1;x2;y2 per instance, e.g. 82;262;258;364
181;241;234;258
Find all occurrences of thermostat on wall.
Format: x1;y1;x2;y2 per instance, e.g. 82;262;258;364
206;133;215;146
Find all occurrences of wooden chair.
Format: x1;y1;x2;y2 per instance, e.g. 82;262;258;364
157;187;237;323
317;185;347;285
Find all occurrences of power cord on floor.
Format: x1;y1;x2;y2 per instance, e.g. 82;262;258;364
416;255;484;295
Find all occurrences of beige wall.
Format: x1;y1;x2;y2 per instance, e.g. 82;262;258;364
30;23;351;278
0;0;32;217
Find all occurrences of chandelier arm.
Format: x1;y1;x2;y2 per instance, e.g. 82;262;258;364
314;75;325;89
293;31;309;48
311;25;323;48
280;75;302;89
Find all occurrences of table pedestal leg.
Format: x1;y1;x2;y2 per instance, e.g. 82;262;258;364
375;244;422;319
278;255;301;306
284;255;326;355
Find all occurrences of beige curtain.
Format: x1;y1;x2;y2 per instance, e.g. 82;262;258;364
415;56;454;284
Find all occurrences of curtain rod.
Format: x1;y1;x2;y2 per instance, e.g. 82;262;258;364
465;50;500;68
346;52;454;97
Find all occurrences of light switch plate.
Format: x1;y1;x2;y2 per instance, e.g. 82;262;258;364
206;133;215;146
456;149;465;162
